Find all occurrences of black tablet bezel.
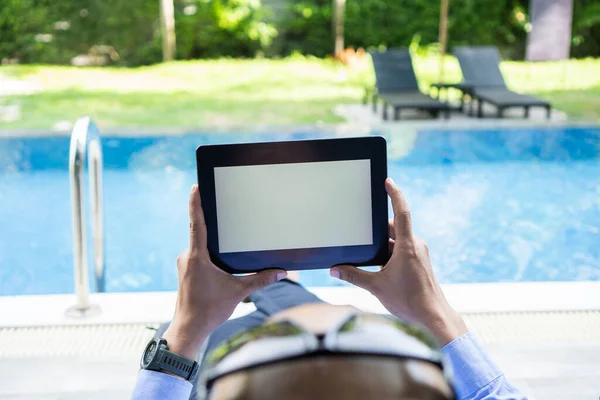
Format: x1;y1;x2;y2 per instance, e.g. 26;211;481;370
196;136;389;274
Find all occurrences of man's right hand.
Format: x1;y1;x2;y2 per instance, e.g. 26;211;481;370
330;178;467;345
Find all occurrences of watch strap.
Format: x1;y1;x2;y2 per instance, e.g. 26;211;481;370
156;344;199;381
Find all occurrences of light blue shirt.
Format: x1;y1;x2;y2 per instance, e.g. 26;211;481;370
131;331;526;400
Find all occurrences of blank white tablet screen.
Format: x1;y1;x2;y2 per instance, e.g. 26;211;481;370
214;160;373;253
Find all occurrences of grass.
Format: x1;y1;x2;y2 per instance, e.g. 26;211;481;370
536;88;600;121
1;55;599;129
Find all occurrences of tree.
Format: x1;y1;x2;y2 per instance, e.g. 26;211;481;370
160;0;176;61
332;0;345;56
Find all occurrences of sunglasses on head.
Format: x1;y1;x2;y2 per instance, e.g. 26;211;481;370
205;312;454;391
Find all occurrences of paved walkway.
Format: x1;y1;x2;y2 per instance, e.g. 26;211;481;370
334;101;567;124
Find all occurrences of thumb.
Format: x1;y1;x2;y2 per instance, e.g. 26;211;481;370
330;265;377;292
239;269;287;295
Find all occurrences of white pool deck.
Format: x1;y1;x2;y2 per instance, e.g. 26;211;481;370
2;281;600;327
1;282;600;399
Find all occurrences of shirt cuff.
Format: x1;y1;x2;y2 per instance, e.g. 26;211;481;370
442;331;502;399
131;369;193;400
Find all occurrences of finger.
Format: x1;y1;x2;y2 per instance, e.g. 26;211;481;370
330;266;378;292
389;238;395;254
189;185;208;253
385;178;413;243
388;219;395;240
239;269;287;295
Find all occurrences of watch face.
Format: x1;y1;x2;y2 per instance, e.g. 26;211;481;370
144;341;158;366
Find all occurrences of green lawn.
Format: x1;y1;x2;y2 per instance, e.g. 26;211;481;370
1;55;599;129
536;88;600;121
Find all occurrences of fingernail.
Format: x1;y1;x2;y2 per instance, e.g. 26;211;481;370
330;269;340;279
388;178;395;185
191;184;196;193
276;271;287;281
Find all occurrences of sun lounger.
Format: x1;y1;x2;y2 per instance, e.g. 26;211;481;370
367;49;451;120
453;46;551;118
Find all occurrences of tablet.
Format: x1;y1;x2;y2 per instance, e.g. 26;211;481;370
196;137;389;273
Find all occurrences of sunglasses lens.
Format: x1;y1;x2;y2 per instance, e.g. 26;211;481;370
387;317;440;350
208;322;305;365
331;314;443;363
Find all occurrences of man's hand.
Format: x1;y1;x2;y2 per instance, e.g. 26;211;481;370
330;178;467;345
163;185;287;359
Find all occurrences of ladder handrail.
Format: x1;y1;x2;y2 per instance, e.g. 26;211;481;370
67;116;104;316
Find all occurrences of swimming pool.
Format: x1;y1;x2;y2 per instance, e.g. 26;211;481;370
1;126;599;296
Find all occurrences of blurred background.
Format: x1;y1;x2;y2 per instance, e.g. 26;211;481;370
1;0;599;129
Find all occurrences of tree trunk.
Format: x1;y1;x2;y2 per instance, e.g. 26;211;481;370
438;0;450;82
159;0;176;62
332;0;346;57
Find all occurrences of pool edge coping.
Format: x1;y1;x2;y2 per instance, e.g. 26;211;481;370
1;281;599;328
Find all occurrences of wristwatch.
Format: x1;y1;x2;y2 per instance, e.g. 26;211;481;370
140;337;200;381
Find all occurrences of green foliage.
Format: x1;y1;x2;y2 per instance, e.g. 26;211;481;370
175;0;277;59
0;0;277;65
278;0;332;57
0;0;58;63
572;0;600;58
0;0;162;65
278;0;523;58
0;0;599;65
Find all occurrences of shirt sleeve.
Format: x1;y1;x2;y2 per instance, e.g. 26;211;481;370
131;369;193;400
442;332;527;400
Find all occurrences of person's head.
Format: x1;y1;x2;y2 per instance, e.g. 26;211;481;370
205;303;455;400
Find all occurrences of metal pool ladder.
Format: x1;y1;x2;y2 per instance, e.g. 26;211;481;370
66;117;105;318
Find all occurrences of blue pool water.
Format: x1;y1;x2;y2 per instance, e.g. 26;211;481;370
0;127;599;295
